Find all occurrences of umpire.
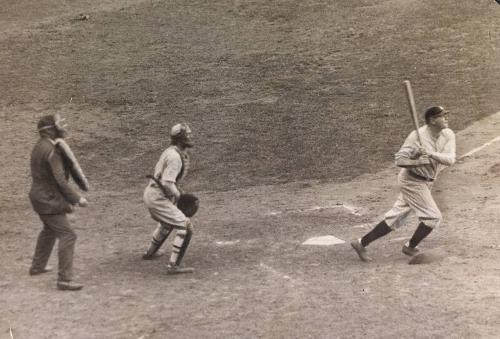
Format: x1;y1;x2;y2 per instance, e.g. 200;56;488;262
29;114;88;291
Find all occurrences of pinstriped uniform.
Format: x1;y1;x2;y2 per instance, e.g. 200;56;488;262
384;126;456;229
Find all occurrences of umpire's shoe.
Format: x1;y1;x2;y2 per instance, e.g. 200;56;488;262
351;239;372;262
402;244;420;256
57;280;84;291
142;251;165;260
165;264;194;275
29;265;54;276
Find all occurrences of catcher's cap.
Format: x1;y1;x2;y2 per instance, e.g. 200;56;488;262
170;123;191;137
424;106;448;122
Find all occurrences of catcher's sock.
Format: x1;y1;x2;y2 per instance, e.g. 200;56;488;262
408;222;433;248
169;229;187;265
361;220;392;247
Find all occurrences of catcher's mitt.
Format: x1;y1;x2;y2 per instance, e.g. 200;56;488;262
177;193;199;217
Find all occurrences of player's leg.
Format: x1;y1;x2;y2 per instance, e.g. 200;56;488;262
146;198;194;273
166;220;194;274
401;183;442;256
403;221;434;255
143;222;173;259
175;220;193;266
352;194;411;262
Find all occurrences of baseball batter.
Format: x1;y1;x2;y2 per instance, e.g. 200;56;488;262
351;106;456;262
142;123;195;274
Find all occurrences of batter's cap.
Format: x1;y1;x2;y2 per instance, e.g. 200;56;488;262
424;106;448;121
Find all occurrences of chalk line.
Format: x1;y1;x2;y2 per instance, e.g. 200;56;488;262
459;136;500;159
259;262;299;284
266;203;363;216
215;240;240;246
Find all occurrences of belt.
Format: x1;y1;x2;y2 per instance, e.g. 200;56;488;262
408;170;434;182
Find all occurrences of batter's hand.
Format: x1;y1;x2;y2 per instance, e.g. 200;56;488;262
417;146;428;158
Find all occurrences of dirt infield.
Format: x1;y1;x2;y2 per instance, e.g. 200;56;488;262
1;1;500;338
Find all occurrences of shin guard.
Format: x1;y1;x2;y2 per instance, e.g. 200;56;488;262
175;228;192;266
168;229;187;265
144;224;173;258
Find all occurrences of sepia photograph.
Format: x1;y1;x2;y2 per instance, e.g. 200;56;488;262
1;0;499;338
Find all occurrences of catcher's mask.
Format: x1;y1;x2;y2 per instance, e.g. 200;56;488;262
170;123;194;148
37;114;68;138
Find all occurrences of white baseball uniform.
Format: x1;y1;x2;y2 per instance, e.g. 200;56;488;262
143;145;189;228
384;125;456;229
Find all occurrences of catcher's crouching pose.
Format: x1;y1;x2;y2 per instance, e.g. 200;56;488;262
142;123;199;274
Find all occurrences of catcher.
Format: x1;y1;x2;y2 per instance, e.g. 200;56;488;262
142;123;199;274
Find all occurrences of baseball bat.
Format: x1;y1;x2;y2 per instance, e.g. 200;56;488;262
403;80;423;145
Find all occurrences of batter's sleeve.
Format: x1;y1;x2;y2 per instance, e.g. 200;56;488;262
429;129;456;165
395;131;418;159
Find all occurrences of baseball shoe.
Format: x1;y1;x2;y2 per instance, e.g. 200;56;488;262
165;264;194;275
408;252;427;265
29;265;54;276
402;244;420;257
350;239;372;262
57;281;84;291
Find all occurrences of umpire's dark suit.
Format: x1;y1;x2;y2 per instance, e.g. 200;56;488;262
29;136;82;282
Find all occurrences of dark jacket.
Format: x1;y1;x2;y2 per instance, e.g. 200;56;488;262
29;137;81;214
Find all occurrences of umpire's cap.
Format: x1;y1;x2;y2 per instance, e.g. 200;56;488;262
37;115;57;132
424;106;448;123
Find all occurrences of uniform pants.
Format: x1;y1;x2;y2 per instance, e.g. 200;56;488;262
31;214;77;282
384;172;442;229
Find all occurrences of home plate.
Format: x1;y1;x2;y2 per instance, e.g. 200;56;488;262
302;235;345;246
